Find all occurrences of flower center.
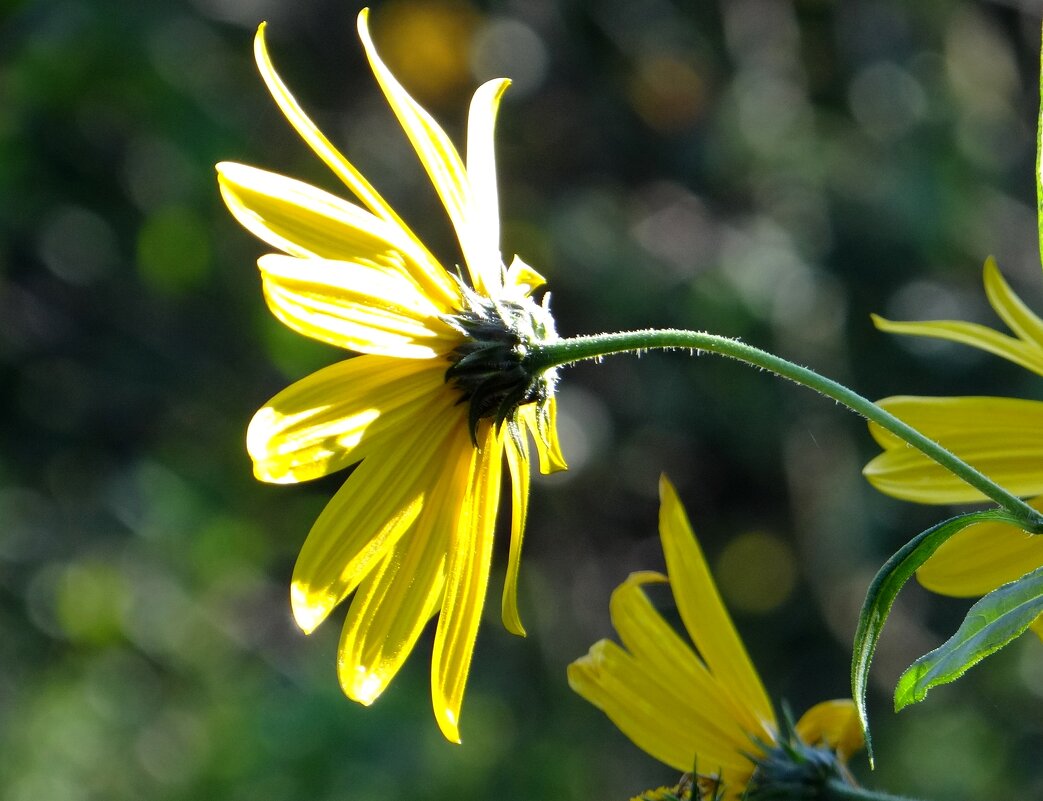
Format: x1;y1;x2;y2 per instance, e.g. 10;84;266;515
444;288;558;443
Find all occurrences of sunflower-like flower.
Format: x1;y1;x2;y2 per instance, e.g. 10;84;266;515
863;258;1043;640
568;477;862;799
216;9;566;742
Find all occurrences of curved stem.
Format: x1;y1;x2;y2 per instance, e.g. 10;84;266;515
527;329;1043;533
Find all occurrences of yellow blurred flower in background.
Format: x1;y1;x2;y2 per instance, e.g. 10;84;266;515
864;258;1043;639
216;9;566;742
568;476;862;799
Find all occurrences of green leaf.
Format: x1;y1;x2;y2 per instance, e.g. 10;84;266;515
850;509;1023;767
895;565;1043;711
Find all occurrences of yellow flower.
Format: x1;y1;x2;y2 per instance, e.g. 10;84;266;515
630;780;694;801
863;258;1043;639
216;9;566;742
568;477;862;799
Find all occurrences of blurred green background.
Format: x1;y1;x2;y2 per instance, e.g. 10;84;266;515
3;0;1043;798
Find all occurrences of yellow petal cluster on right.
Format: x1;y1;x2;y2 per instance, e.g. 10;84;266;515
568;477;862;798
864;259;1043;638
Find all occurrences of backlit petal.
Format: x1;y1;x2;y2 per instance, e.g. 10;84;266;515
336;439;474;705
252;23;456;305
521;397;567;475
357;10;489;294
217;162;458;306
794;699;863;762
567;640;754;775
983;257;1043;353
465;78;510;289
916;503;1043;596
247;356;447;484
658;476;776;740
258;254;457;358
609;572;756;747
431;423;504;743
864;396;1043;503
501;425;530;636
290;403;466;633
871;314;1043;377
505;255;546;296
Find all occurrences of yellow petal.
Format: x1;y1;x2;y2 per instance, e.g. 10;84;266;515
247;356;447;484
431;423;504;743
251;23;456;306
916;502;1043;596
357;10;490;295
505;255;546;295
521;397;567;475
501;424;530;636
217;162;458;307
567;640;754;775
290;403;466;633
464;78;510;288
658;476;776;740
871;314;1043;377
864;396;1043;503
336;438;474;705
258;254;458;358
983;257;1043;355
794;699;863;762
608;572;756;748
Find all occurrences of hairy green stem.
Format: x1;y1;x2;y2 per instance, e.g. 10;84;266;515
527;329;1043;533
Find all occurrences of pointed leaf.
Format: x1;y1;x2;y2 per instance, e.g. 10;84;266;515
850;508;1023;766
895;564;1043;711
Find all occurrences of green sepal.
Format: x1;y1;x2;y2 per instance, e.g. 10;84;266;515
894;564;1043;711
850;509;1023;767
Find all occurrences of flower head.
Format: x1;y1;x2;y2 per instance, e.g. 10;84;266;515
216;9;565;742
568;477;862;799
864;258;1043;639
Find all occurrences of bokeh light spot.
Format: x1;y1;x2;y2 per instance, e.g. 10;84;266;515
136;206;211;295
715;531;797;614
38;205;118;285
373;1;478;106
471;18;548;98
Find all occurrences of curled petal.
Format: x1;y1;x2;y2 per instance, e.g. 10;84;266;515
983;257;1043;353
465;78;511;288
608;572;755;747
501;425;530;636
658;476;775;741
505;255;546;296
520;398;567;475
357;10;491;294
872;313;1043;377
252;23;457;306
794;699;863;763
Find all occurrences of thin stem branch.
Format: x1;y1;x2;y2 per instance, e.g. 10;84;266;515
527;329;1043;533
